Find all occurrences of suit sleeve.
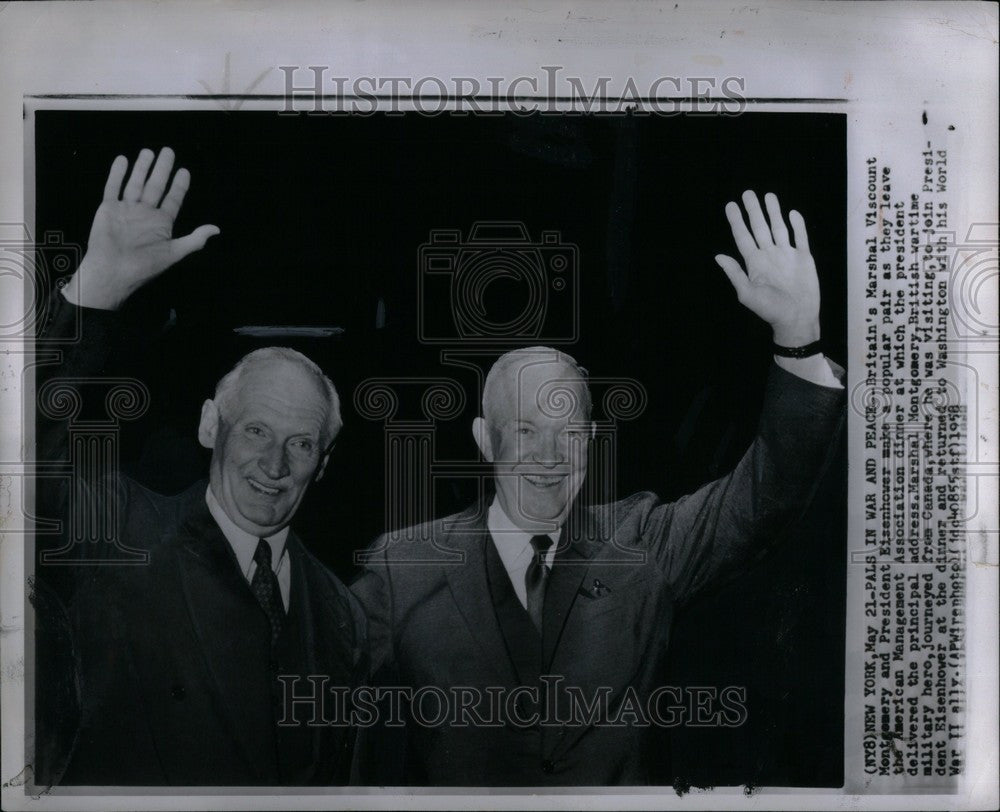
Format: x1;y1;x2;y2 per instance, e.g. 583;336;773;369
349;538;396;678
35;291;136;567
636;360;845;606
36;290;127;465
35;289;185;582
33;292;140;782
348;541;411;786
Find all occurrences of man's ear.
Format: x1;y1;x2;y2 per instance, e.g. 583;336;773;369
314;447;333;483
472;417;494;462
198;400;220;449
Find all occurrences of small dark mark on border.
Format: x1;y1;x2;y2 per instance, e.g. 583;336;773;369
2;764;33;789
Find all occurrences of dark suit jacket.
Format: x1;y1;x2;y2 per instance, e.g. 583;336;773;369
351;362;844;786
35;296;368;786
59;480;368;786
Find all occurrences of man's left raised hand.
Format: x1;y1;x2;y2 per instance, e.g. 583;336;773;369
715;190;821;348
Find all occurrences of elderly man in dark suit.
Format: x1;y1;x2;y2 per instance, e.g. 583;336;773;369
351;191;845;785
37;148;367;786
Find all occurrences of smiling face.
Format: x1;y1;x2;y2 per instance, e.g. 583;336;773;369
198;358;333;537
474;353;594;534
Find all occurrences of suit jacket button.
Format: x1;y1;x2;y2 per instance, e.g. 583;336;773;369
171;684;185;700
541;760;554;774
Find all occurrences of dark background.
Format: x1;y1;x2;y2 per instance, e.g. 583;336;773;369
33;109;846;788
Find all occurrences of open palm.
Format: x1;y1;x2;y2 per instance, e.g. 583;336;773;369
715;191;820;347
71;148;219;310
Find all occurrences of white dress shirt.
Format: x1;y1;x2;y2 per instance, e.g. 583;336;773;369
206;486;291;611
487;498;560;610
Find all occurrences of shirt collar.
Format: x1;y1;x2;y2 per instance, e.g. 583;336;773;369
206;485;289;578
487;497;560;571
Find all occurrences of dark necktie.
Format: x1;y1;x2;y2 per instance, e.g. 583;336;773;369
525;534;553;633
251;538;284;647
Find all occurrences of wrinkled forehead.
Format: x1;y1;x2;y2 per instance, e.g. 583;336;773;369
234;359;330;421
494;358;589;424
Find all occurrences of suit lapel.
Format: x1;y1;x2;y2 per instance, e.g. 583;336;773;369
286;534;357;680
543;506;650;763
173;494;275;781
285;535;358;775
542;508;602;669
443;508;520;687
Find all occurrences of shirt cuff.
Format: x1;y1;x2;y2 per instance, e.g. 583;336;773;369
773;354;844;389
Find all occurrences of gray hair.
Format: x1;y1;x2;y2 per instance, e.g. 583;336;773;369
213;347;342;446
482;346;592;428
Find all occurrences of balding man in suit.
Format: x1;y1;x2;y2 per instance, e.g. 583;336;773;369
351;191;845;785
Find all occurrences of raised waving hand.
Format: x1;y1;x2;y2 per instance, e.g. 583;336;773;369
715;191;821;348
64;147;219;310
